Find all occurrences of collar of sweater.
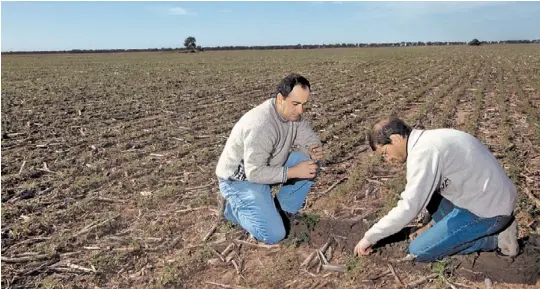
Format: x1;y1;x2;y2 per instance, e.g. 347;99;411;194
407;129;425;157
271;98;293;123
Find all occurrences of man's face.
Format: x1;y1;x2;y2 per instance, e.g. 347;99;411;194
375;135;407;164
276;85;310;121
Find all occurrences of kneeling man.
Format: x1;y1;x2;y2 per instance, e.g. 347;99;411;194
215;73;323;244
355;118;519;261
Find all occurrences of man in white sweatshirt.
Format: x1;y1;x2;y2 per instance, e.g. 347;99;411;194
215;73;323;244
354;118;519;261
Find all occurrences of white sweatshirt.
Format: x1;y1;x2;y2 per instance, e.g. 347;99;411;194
364;129;517;244
215;98;321;184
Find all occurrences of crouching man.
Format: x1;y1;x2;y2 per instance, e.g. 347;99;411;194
354;117;519;261
215;73;323;244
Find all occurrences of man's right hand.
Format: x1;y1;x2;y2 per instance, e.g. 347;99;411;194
288;160;318;179
354;238;373;256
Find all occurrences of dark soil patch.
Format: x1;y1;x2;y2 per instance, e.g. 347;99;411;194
454;235;540;285
286;213;376;252
287;214;540;285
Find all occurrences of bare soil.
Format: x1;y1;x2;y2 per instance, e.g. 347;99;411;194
2;46;540;288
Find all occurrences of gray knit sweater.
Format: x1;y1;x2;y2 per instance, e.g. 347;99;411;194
215;98;321;184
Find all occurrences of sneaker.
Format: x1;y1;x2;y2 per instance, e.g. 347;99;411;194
497;219;518;256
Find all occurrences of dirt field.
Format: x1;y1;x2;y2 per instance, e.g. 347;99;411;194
2;45;539;289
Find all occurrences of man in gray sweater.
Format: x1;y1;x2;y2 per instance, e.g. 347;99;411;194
215;73;323;244
355;118;519;261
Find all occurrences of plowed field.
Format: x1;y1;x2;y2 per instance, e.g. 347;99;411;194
2;45;539;288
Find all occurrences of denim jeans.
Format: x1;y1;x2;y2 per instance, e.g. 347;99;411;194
218;152;314;244
409;193;513;262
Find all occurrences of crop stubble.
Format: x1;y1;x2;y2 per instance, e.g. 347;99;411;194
2;46;539;288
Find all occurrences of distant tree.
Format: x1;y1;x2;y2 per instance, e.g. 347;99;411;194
469;38;481;46
184;36;197;52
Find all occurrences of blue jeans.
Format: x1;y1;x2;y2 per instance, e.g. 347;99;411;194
218;152;314;244
409;194;513;262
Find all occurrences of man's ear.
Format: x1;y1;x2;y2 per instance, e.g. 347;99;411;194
389;134;403;144
276;93;284;104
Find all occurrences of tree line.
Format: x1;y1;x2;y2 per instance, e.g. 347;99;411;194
3;39;539;55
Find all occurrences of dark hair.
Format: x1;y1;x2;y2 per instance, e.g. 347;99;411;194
368;117;412;151
275;73;311;98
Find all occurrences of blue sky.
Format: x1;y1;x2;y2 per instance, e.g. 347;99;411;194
2;1;540;51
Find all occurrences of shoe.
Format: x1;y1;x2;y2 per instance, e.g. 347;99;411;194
497;219;519;256
216;191;226;221
284;211;301;226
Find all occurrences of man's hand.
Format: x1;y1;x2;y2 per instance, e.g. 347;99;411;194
288;160;318;179
308;144;324;161
354;238;373;256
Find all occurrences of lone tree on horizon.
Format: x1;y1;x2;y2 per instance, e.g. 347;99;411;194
184;36;197;52
469;38;481;46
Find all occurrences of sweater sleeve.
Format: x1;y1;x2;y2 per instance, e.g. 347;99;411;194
363;142;442;244
293;117;322;155
243;124;288;184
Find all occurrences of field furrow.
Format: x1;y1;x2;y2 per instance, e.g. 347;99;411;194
2;46;539;289
502;59;540;227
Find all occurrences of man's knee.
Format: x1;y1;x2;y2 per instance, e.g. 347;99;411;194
408;241;439;262
408;240;422;257
256;222;286;245
258;227;286;245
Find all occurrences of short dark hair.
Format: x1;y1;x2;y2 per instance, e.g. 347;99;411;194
368;117;412;151
275;73;311;98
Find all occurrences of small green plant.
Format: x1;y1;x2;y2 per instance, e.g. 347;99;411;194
284;231;310;248
302;213;320;232
194;193;213;206
432;258;449;276
150;246;213;288
345;255;366;281
90;252;123;273
8;222;31;239
346;256;363;271
220;220;236;233
297;231;310;243
160;264;180;286
431;257;453;287
1;204;7;221
41;277;61;289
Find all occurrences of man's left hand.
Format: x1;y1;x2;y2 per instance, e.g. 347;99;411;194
308;144;324;161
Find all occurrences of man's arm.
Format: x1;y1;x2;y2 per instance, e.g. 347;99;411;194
363;143;442;245
294;117;322;155
243;124;287;184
